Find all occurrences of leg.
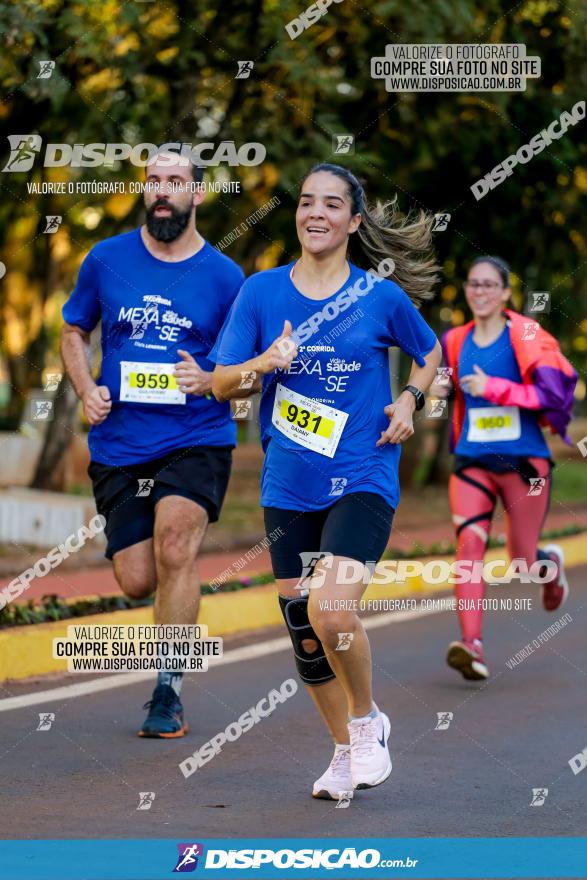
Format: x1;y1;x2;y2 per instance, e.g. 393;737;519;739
496;459;567;610
276;577;350;745
138;445;231;739
307;556;374;718
150;444;232;624
499;459;551;563
308;554;392;790
269;492;393;743
309;492;394;790
265;504;352;746
153;494;209;625
113;539;156;600
448;468;497;642
137;495;208;739
277;558;386;796
309;491;393;719
88;458;157;599
268;493;393;794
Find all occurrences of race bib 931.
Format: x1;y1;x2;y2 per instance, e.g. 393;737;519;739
271;383;348;458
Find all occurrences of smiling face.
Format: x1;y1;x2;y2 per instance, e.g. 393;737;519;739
295;171;362;257
464;260;510;320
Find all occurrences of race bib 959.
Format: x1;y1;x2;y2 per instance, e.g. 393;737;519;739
120;361;186;405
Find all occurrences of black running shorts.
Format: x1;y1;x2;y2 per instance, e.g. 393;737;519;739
263;491;394;580
88;445;232;559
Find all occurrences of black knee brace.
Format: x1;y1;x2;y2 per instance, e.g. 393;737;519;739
278;594;335;686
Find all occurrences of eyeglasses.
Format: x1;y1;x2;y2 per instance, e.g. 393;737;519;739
463;281;504;292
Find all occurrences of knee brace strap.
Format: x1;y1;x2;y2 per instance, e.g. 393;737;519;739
278;594;335;686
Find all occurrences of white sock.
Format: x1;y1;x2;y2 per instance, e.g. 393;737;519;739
157;669;183;697
349;703;378;722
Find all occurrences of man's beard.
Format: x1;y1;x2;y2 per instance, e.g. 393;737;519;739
145;200;192;242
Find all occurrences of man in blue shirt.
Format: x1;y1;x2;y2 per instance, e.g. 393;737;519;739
61;151;244;737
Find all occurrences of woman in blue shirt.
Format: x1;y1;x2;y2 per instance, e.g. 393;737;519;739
213;164;441;801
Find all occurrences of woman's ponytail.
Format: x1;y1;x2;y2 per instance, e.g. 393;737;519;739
299;163;440;306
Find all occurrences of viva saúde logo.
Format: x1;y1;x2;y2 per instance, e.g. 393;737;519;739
173;843;204;872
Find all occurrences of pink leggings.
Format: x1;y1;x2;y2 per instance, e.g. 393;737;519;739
448;458;551;642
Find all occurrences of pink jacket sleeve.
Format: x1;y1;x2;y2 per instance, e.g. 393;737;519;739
483;376;542;410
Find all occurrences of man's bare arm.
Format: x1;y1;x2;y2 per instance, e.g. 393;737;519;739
61;323;112;425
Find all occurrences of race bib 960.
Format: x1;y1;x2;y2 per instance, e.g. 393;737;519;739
467;406;521;442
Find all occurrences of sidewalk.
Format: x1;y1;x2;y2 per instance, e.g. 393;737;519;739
4;505;586;604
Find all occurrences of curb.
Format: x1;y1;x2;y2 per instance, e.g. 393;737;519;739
1;534;586;682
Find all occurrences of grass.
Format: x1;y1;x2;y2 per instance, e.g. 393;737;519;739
551;460;587;505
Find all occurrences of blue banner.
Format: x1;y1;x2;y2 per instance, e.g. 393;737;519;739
1;838;586;879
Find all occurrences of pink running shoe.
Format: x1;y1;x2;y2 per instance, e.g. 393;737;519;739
446;638;489;681
540;544;570;612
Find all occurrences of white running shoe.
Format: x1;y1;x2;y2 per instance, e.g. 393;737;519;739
312;745;353;801
348;707;392;790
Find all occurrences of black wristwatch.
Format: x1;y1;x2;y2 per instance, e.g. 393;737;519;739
401;384;425;411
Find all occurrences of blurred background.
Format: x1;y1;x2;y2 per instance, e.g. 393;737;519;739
0;0;585;561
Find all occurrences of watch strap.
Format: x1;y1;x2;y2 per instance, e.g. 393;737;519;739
402;384;425;410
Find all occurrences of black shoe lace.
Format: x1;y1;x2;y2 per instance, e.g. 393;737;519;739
143;687;179;720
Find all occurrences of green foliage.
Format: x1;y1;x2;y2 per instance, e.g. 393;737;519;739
0;0;585;401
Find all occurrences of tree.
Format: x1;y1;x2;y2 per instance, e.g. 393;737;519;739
0;0;584;487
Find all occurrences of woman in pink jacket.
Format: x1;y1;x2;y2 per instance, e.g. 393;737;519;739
438;256;576;681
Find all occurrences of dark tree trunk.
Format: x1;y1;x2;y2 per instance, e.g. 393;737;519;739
30;375;80;490
427;416;452;485
1;177;57;427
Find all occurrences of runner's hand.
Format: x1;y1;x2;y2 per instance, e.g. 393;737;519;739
174;350;213;396
376;396;415;446
460;364;487;397
256;320;297;374
82;385;112;425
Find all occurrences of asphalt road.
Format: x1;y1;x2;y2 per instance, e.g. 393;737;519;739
1;569;586;843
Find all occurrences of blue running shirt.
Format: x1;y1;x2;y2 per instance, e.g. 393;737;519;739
455;324;549;459
62;228;244;465
213;262;438;511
